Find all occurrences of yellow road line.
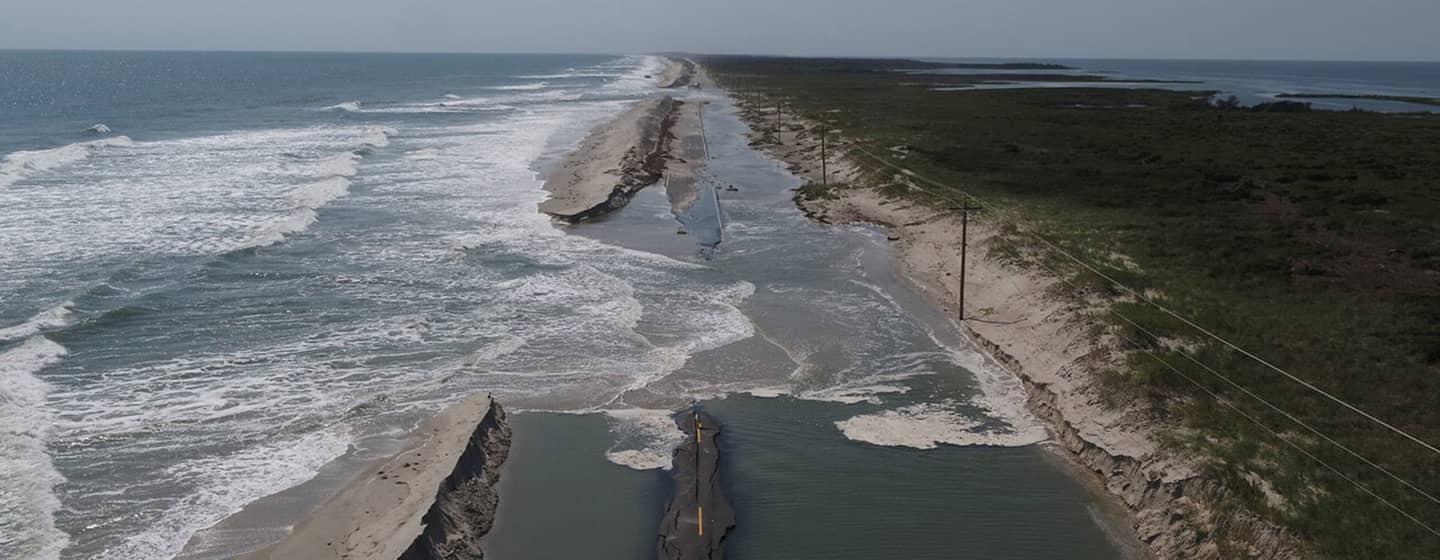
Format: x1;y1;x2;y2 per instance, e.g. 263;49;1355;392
698;506;704;536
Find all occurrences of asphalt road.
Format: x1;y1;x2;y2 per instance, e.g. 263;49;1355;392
658;408;734;560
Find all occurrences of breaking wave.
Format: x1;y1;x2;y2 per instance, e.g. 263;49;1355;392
0;336;71;560
0;136;134;189
0;301;75;343
322;100;362;112
484;81;549;91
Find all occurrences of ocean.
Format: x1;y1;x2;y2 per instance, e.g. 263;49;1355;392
3;51;1430;559
2;50;697;559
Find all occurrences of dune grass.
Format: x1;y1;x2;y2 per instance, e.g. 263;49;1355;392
701;55;1440;558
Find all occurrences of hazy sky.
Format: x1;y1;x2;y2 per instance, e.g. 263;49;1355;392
3;0;1437;61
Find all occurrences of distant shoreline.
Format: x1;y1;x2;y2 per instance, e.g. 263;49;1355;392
1276;92;1440;107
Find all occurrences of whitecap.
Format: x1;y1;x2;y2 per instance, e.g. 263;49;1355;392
0;336;71;560
483;81;549;91
0;136;133;189
322;152;362;175
243;208;318;249
86;124;112;134
359;127;396;148
322;100;362;112
289;177;351;209
0;301;75;343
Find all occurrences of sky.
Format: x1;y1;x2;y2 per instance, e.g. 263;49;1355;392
2;0;1438;61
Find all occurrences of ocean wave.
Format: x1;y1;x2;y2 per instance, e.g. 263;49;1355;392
835;400;1048;449
321;100;362;112
289;177;351;209
483;81;549;91
0;136;134;189
369;90;575;114
242;208;318;249
359;126;396;148
0;336;71;560
515;72;616;80
0;301;75;343
602;409;686;470
96;428;352;560
302;151;358;177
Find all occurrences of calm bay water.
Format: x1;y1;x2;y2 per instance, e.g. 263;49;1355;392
922;57;1440;111
5;52;1423;559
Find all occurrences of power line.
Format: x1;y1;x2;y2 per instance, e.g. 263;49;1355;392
1109;310;1440;507
759;98;1440;539
844;141;1440;459
1110;328;1440;539
941;188;1440;535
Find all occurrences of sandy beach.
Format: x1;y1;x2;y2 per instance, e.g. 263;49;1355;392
725;80;1301;558
537;96;679;221
538;58;710;222
242;395;510;560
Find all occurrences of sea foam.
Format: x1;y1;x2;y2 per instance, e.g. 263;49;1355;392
0;301;75;343
322;100;362;112
484;81;549;91
0;336;71;560
0;136;133;189
835;400;1048;449
98;429;352;560
602;409;687;470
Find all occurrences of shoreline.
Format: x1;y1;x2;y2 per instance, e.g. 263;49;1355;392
240;395;510;560
537;96;680;221
716;69;1300;558
538;57;707;222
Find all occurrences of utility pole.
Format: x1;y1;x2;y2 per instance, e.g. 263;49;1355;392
698;101;710;160
956;196;982;321
820;126;827;187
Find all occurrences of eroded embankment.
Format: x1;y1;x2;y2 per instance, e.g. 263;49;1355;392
538;97;681;222
245;395;511;560
724;83;1305;559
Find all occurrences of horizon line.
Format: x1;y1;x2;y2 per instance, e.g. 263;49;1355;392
0;46;1436;64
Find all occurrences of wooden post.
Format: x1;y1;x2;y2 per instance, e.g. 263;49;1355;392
956;197;982;321
698;101;710;160
820;127;828;187
960;208;968;319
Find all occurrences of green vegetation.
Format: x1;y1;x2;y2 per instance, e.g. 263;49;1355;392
1278;92;1440;108
702;55;1440;558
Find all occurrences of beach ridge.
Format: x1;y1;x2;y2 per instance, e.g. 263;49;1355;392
241;395;511;560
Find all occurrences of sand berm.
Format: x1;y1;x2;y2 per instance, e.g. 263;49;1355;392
538;58;707;221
